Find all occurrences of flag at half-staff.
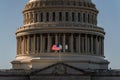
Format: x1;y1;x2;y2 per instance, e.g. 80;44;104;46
52;44;62;51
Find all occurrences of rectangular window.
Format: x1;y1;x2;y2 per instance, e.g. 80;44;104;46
72;12;75;22
66;12;69;21
52;12;55;21
46;12;49;22
41;13;43;22
59;12;62;21
78;13;81;22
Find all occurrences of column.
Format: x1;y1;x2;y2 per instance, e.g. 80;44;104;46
32;12;35;23
55;34;58;45
82;36;84;53
95;36;98;55
99;37;101;56
75;12;78;22
63;34;66;52
17;37;19;55
91;35;93;54
47;34;51;53
62;12;65;23
27;35;30;54
42;34;45;53
37;35;39;53
70;12;72;22
22;36;25;55
101;37;104;56
78;34;81;53
87;36;90;54
85;34;88;54
43;12;45;22
33;34;36;53
40;34;43;53
19;37;21;55
70;33;74;53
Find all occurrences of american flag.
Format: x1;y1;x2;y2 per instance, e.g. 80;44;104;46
52;44;61;51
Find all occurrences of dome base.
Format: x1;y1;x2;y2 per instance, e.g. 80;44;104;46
11;54;109;70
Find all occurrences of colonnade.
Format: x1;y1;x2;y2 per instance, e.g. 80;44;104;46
24;11;97;25
17;33;104;56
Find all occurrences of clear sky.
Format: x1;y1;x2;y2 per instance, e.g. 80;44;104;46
0;0;120;69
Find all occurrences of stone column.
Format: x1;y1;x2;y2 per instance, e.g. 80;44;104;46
85;34;88;54
22;36;25;55
43;12;45;22
33;34;36;54
27;35;30;54
42;36;45;53
63;34;66;52
99;37;101;56
62;12;65;23
17;37;19;55
70;12;72;22
47;34;51;53
19;37;22;55
55;34;58;45
32;12;35;23
91;35;93;54
95;36;98;55
36;35;39;53
40;34;43;53
87;36;90;54
75;12;78;22
70;33;74;53
78;34;81;53
82;36;84;53
102;37;104;56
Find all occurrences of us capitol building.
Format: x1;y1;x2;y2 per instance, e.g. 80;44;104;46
0;0;120;80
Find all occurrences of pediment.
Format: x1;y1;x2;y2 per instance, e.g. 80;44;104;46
30;63;86;75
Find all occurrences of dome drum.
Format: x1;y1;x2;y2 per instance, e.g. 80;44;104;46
12;0;109;70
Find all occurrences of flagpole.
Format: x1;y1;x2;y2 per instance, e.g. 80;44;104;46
58;33;61;61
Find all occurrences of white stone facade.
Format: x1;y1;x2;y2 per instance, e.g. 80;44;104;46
0;0;120;80
11;0;109;70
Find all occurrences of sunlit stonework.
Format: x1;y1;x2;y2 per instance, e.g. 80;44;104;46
11;0;109;70
0;0;120;80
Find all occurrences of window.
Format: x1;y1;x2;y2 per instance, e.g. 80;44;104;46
40;13;43;22
46;12;49;22
65;12;69;21
52;12;55;21
88;14;90;23
83;13;86;23
72;12;75;22
78;13;81;22
59;12;62;21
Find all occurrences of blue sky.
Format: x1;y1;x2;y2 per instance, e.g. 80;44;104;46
0;0;120;69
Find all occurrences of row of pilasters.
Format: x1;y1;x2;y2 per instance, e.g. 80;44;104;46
17;33;104;56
